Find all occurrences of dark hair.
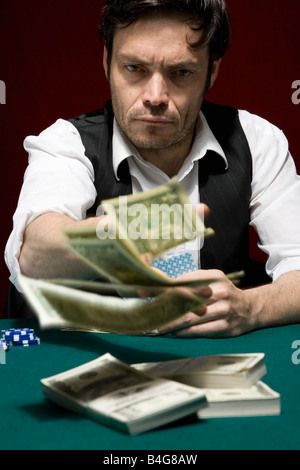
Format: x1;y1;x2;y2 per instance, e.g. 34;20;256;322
100;0;231;69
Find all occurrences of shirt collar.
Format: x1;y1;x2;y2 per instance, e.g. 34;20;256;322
112;120;137;180
112;111;228;180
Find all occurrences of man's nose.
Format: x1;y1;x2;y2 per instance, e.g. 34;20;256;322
142;73;169;107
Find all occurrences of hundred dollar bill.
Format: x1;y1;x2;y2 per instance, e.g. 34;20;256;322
18;275;211;334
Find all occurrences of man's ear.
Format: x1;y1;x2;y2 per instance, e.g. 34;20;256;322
103;46;108;78
209;59;222;90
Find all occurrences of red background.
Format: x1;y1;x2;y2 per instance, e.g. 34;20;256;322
0;0;299;317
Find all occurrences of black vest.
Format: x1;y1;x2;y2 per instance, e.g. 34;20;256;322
70;100;268;287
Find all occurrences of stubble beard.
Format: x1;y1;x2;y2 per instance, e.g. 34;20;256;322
110;90;204;157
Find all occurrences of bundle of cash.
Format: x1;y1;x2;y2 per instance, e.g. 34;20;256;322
41;353;207;435
132;353;281;418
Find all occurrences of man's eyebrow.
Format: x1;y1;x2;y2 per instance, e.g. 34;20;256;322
168;60;202;70
116;53;201;69
116;53;150;65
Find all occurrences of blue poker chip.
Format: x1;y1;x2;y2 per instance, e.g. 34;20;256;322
8;337;40;347
0;339;9;351
2;328;35;338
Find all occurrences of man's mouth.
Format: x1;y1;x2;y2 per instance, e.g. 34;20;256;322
135;117;173;125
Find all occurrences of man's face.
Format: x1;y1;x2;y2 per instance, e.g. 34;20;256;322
103;12;220;161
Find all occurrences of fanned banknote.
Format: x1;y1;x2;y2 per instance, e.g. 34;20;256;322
19;275;212;334
19;178;243;335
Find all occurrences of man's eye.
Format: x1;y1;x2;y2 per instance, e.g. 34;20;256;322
126;65;141;73
176;69;192;77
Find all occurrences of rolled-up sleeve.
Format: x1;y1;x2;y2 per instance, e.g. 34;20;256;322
5;118;97;287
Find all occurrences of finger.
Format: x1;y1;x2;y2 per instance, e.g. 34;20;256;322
173;285;212;298
157;295;231;335
209;281;233;302
194;203;210;221
172;316;232;338
176;268;225;283
140;254;152;266
157;307;208;334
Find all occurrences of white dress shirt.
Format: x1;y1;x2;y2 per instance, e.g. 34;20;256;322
5;108;300;290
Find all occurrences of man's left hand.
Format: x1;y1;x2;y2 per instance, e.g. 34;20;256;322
157;269;254;338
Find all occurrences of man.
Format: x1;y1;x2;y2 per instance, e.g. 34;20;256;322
5;0;300;337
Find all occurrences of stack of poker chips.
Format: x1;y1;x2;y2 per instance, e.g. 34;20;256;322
1;328;40;348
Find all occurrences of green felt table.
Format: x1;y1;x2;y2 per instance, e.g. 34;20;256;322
1;318;300;451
